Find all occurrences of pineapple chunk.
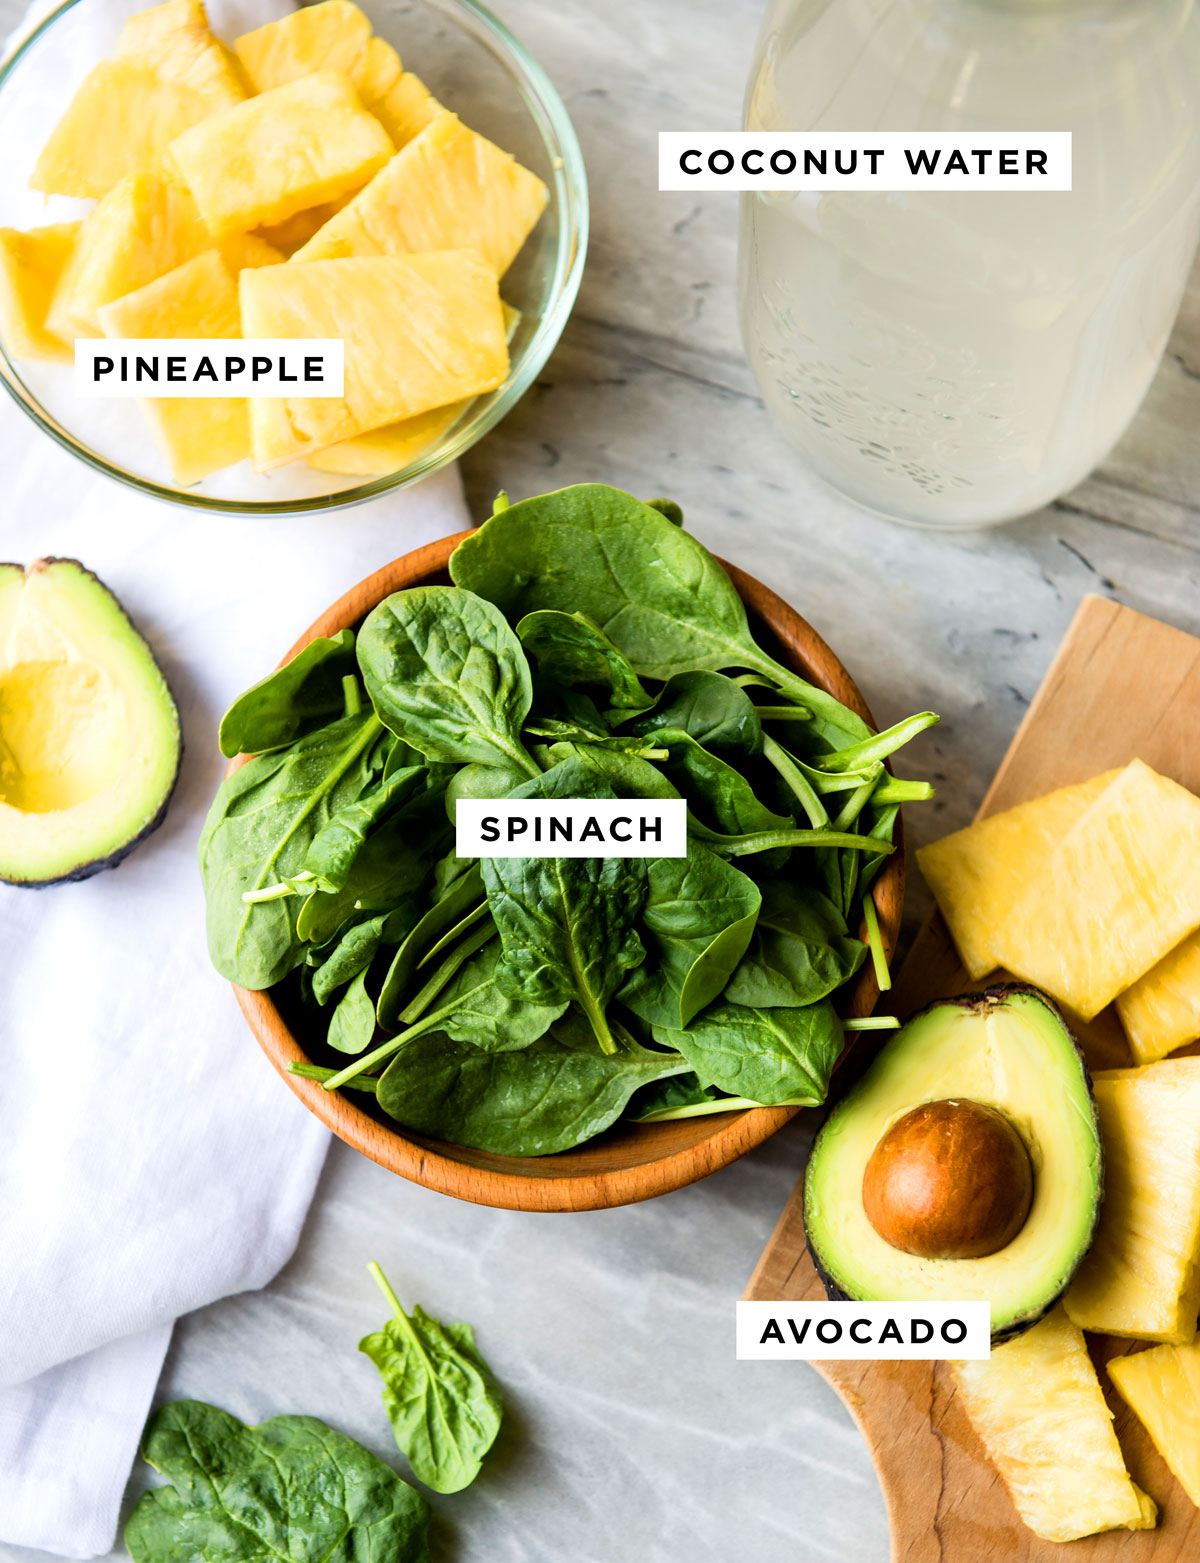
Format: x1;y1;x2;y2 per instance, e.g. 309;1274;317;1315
0;224;80;362
1065;1058;1200;1342
1109;1340;1200;1507
168;71;392;238
293;113;547;275
990;760;1200;1019
98;249;249;486
371;71;445;149
32;0;245;199
306;400;467;475
239;250;508;469
218;233;285;273
953;1306;1157;1543
233;1;375;93
917;771;1119;980
359;38;403;105
1118;931;1200;1065
46;174;209;340
256;200;353;257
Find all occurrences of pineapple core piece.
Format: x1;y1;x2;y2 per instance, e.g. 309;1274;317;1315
239;250;509;470
1065;1058;1200;1342
989;760;1200;1019
32;0;245;199
917;771;1119;980
0;224;80;362
1117;930;1200;1065
46;174;210;341
168;71;392;237
233;1;376;94
1109;1339;1200;1508
954;1306;1157;1543
371;71;445;149
293;113;548;275
98;249;253;486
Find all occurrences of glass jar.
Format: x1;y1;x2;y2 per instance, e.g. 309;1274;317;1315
739;0;1200;528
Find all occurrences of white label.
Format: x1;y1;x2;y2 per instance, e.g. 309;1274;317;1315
456;798;688;859
736;1301;992;1361
74;340;344;397
659;132;1072;191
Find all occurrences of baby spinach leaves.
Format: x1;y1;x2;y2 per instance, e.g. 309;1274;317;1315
360;1263;503;1494
125;1400;431;1563
203;483;937;1153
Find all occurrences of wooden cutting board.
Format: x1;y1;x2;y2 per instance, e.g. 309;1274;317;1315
744;595;1200;1561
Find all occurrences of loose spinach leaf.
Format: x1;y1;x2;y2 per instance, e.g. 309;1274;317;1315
376;865;485;1031
359;1262;502;1494
312;900;420;1006
301;764;431;895
449;483;869;745
480;761;648;1054
618;846;761;1029
651;727;792;837
723;881;865;1008
444;760;527;823
218;629;357;759
327;968;377;1054
622;670;763;756
655;998;843;1106
199;711;385;989
357;586;539;776
376;1021;691;1155
517;609;652;709
125;1399;431;1563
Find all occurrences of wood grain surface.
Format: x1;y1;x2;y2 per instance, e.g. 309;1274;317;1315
232;531;905;1212
744;595;1200;1560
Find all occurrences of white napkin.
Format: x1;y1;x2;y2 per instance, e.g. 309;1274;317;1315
0;5;473;1546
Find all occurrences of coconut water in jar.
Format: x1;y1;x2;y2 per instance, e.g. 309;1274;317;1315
739;0;1200;528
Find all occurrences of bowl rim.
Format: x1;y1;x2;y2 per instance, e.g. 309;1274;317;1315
0;0;589;515
230;529;905;1211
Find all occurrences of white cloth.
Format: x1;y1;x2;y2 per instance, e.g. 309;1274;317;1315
0;1;472;1541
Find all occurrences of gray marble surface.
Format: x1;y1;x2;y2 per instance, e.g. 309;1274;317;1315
5;0;1200;1559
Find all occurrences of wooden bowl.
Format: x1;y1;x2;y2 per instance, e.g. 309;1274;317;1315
233;531;904;1211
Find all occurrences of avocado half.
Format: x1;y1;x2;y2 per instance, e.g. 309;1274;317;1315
0;558;181;886
804;984;1101;1341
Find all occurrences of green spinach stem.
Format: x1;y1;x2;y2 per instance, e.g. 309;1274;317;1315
862;894;892;992
342;675;362;718
817;711;940;774
400;922;496;1025
714;828;894;858
762;734;829;828
289;1061;379;1093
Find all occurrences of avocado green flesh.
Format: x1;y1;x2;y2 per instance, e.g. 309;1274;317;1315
0;558;181;885
804;986;1101;1339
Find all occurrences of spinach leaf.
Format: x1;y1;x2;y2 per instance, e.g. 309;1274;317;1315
480;761;647;1054
724;881;865;1008
125;1400;430;1563
448;483;869;745
627;1072;721;1120
327;968;377;1053
655;999;843;1106
376;864;485;1030
651;727;792;837
622;670;763;756
312;900;420;1006
218;629;357;759
301;764;431;894
376;1021;691;1155
444;760;527;823
359;1262;502;1494
357;586;539;776
618;846;761;1029
198;711;385;989
517;609;651;709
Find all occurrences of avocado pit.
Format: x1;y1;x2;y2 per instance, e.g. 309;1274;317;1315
862;1098;1033;1261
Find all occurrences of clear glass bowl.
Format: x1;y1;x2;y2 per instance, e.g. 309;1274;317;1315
0;0;587;513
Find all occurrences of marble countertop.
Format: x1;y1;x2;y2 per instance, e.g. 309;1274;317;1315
4;0;1200;1560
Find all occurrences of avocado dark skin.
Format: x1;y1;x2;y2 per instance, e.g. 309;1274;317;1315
803;983;1100;1343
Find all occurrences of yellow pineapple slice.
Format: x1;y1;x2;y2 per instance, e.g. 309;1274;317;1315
293;113;547;275
371;71;445;149
1109;1340;1200;1507
239;250;508;469
218;233;285;273
32;0;245;199
97;249;249;486
233;1;375;93
990;760;1200;1018
359;38;403;105
917;771;1119;980
308;300;518;475
0;224;80;362
255;199;355;257
168;71;392;238
46;174;209;341
953;1306;1156;1542
1065;1058;1200;1342
1117;931;1200;1065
